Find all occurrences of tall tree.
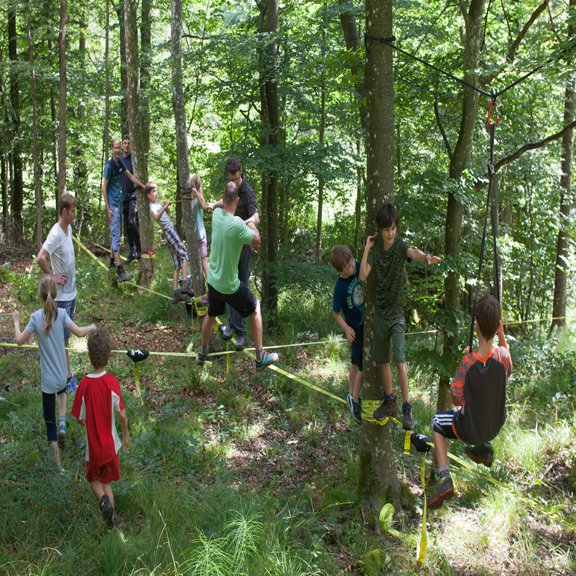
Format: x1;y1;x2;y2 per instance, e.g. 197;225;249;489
8;3;23;242
124;0;154;285
170;0;204;297
58;0;67;195
359;0;400;519
551;0;575;330
116;3;128;137
257;0;280;327
26;0;42;248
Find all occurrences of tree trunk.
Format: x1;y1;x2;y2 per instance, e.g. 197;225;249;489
48;39;58;208
140;0;152;163
170;0;204;297
58;0;67;196
8;6;23;243
315;11;327;265
551;0;575;331
73;13;88;215
124;0;154;285
116;4;129;137
26;0;42;249
360;0;400;522
437;0;486;411
258;0;280;328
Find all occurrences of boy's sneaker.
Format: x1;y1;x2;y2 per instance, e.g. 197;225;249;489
235;334;248;351
109;257;115;269
219;324;234;341
116;267;132;283
464;442;494;468
402;402;414;430
58;424;66;449
181;278;194;296
255;352;279;371
373;395;397;420
351;398;362;425
66;374;78;394
197;345;209;366
172;289;188;304
428;475;454;510
346;393;353;413
125;252;140;265
100;494;115;529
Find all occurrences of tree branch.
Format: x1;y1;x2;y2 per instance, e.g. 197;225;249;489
434;90;453;161
481;0;549;86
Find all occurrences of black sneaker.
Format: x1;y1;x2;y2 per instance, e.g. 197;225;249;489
402;402;414;430
197;345;209;366
373;395;397;420
181;278;194;296
351;398;362;425
428;475;454;510
125;253;138;265
116;267;133;283
109;257;115;269
235;334;248;351
219;324;234;341
464;442;494;467
100;494;114;528
172;289;188;304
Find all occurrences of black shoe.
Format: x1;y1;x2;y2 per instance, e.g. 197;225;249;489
197;345;209;366
465;442;494;467
351;398;362;425
109;257;115;269
100;494;114;529
219;324;234;341
125;253;139;265
373;395;397;420
116;267;133;283
172;289;188;304
428;475;454;510
235;334;248;351
402;402;414;430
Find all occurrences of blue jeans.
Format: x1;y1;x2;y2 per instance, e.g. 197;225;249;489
56;298;76;342
110;204;122;253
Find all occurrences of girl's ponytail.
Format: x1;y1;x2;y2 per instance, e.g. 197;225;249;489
39;275;59;335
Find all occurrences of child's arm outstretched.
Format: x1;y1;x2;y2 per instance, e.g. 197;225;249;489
191;185;207;210
359;235;376;281
332;311;356;343
12;311;32;346
69;322;97;338
118;409;131;448
407;247;442;265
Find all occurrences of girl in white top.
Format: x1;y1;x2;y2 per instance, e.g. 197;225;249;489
12;275;96;472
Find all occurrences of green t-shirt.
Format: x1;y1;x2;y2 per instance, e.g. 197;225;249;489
208;208;255;294
367;235;409;318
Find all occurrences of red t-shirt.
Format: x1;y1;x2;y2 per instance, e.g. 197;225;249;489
71;371;124;465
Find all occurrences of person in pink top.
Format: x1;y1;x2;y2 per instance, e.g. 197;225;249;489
72;328;130;528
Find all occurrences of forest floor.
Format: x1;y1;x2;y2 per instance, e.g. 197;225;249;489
1;247;575;576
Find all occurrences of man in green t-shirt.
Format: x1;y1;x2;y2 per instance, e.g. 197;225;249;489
197;182;279;371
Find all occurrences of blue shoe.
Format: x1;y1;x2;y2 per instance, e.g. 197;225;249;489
255;352;279;371
66;374;77;394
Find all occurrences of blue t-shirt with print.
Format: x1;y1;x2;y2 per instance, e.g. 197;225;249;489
103;158;125;206
332;260;364;328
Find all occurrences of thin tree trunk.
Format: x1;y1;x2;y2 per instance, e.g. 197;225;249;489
58;0;67;196
124;0;154;285
258;0;280;328
170;0;204;297
551;0;575;330
315;11;327;265
26;0;42;249
140;0;152;163
8;6;23;243
117;4;128;137
359;0;400;522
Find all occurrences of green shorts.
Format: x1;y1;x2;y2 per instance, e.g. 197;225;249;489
373;311;406;365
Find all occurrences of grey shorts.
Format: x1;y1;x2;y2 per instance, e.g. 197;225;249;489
372;311;405;364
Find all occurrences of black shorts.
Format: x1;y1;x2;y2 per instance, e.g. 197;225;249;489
207;282;257;319
432;410;460;439
350;324;364;371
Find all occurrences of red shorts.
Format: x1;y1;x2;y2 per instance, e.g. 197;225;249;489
85;454;120;484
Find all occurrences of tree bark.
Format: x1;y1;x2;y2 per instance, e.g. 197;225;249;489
360;0;400;523
26;0;42;249
124;0;154;285
116;4;129;137
170;0;204;297
258;0;280;328
140;0;152;163
8;6;23;243
58;0;67;196
551;0;575;331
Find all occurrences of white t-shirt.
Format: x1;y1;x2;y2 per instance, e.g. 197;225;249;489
149;201;174;232
42;223;77;302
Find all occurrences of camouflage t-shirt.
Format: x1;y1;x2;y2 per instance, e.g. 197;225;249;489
368;235;409;318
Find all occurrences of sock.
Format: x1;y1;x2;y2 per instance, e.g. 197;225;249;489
256;348;264;362
438;466;450;479
117;265;122;272
59;415;66;431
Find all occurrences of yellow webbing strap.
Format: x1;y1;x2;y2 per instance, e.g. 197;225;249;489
403;431;412;455
417;455;428;563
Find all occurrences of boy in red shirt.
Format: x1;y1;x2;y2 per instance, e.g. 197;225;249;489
428;296;512;509
72;328;130;528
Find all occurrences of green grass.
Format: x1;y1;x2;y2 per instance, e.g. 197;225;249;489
1;252;575;575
